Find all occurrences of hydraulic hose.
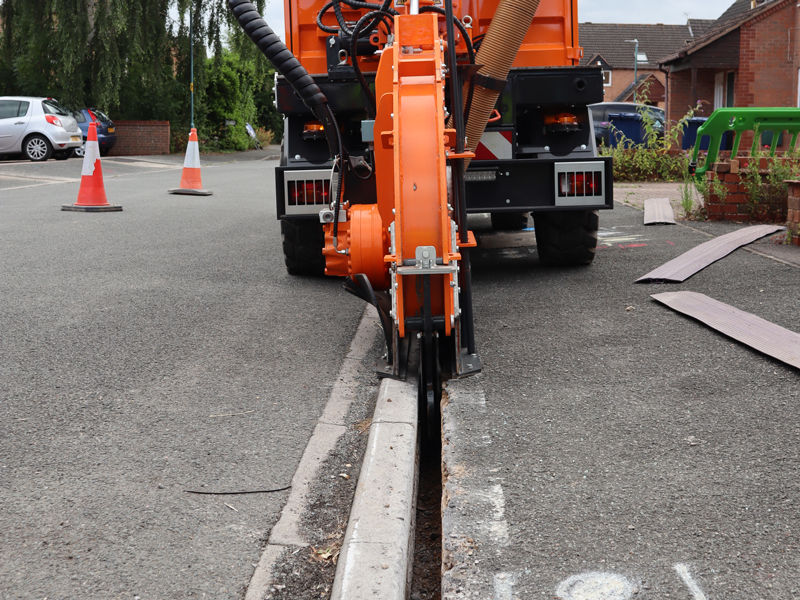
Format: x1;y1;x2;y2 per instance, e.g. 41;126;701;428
227;0;347;246
462;0;541;167
226;0;337;149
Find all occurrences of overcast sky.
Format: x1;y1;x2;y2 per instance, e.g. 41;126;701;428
218;0;739;45
577;0;735;24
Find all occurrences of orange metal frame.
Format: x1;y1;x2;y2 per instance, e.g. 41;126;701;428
284;0;582;75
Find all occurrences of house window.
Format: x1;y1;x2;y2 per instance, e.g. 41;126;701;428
603;70;612;86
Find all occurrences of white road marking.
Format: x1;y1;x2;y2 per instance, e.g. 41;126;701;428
556;572;635;600
674;563;707;600
0;179;80;191
494;572;516;600
0;173;76;182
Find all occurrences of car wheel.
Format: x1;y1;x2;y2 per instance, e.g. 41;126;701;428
74;142;86;158
53;148;75;160
23;135;53;162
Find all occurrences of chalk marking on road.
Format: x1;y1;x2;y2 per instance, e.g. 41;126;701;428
494;572;516;600
674;563;707;600
209;410;254;418
244;306;379;600
555;572;634;600
474;483;508;545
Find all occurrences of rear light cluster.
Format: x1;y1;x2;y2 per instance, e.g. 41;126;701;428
88;110;100;123
45;115;63;128
558;171;603;197
287;179;331;206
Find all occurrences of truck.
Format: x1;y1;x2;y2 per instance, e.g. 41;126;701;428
227;0;613;435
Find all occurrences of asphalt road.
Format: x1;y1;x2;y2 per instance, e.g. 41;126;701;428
443;205;800;599
0;150;367;599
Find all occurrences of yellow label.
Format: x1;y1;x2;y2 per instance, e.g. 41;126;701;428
190;83;194;92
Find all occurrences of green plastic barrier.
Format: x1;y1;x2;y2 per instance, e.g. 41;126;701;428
689;107;800;180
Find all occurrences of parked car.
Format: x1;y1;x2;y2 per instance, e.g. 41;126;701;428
589;102;665;148
0;96;83;161
70;108;117;158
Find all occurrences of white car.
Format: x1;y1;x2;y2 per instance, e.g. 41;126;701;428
0;96;83;161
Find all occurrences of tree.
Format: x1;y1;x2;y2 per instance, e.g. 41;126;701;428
0;0;282;149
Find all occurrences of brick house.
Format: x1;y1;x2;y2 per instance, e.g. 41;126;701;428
579;21;714;107
659;0;800;137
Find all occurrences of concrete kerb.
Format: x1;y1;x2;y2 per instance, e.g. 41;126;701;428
244;306;380;600
330;377;419;600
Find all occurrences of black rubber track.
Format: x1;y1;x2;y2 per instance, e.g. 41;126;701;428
490;211;529;231
533;209;599;266
281;219;326;275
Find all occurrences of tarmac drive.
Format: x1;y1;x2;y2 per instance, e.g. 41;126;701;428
0;150;366;599
443;204;800;598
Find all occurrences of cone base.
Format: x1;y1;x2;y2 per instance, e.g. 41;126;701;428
62;204;122;212
168;188;213;196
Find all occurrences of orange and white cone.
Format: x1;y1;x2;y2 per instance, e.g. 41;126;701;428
168;128;212;196
62;122;121;212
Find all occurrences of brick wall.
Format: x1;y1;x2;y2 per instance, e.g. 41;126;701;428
703;158;789;222
787;181;800;244
666;69;716;123
738;5;796;110
604;69;666;107
108;121;170;156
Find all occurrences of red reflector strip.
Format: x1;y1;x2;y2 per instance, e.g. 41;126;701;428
557;171;603;198
287;179;332;206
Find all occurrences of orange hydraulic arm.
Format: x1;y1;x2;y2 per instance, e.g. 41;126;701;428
319;7;479;433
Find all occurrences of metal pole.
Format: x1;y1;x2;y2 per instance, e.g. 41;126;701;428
190;5;195;128
625;39;639;104
633;39;638;104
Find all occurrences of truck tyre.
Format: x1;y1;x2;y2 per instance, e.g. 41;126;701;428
281;219;326;275
491;211;529;231
533;210;599;266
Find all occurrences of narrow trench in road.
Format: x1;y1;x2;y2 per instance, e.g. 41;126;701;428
410;433;443;600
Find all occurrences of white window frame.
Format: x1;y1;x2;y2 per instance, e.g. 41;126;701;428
714;72;725;110
603;70;612;87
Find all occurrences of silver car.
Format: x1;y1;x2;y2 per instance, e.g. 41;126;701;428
0;96;83;161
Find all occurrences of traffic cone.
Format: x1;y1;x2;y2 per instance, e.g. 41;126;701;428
62;123;121;212
168;128;212;196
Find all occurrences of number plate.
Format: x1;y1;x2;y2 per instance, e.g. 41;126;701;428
107;128;115;133
70;136;80;142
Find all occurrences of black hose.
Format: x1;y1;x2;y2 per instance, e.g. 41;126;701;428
342;0;397;14
329;104;347;242
331;0;352;34
418;6;475;126
227;0;346;241
316;2;340;34
350;9;395;119
227;0;327;113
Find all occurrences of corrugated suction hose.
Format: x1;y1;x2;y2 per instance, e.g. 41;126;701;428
227;0;346;236
463;0;541;167
227;0;328;114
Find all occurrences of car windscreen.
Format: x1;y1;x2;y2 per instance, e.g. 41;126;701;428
71;110;86;123
42;99;70;116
